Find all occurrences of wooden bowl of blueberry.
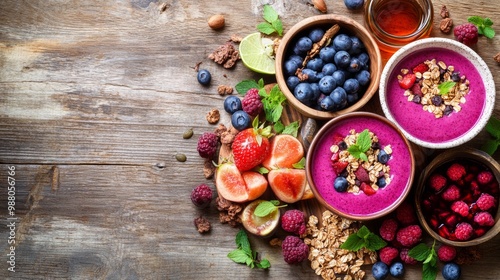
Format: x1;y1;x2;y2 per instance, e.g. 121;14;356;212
275;14;382;119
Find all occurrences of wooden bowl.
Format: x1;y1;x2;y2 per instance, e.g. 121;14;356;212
415;148;500;247
275;15;382;119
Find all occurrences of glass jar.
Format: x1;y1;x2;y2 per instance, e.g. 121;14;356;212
364;0;434;55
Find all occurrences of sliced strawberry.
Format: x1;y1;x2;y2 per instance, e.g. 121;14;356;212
360;182;376;196
398;73;417;90
411;83;423;97
332;133;345;145
330;152;340;163
412;63;428;74
332;161;348;175
354;167;370;183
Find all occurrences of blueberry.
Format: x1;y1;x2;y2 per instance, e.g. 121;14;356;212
302;68;321;82
197;69;211;85
344;0;365;10
372;262;389;280
330;87;348;110
286;76;300;91
338;141;348;150
333;34;353;51
444;105;454;115
309;83;321;101
332;70;346;86
343;78;360;94
389;262;404;278
289;55;304;65
412;95;422;104
334;50;351;68
318;75;337;94
320;95;335;111
322;63;337;75
295;36;313;53
308;27;325;43
451;72;461;82
334;176;348;192
294;83;314;103
378;150;390;164
349;35;365;55
319;46;336;63
432;95;443;106
347;57;362;73
306;57;324;72
231;110;251;130
346;92;359;104
223;96;242;114
356;70;371;86
284;59;300;76
357;52;370;66
377;177;387;188
442;262;461;280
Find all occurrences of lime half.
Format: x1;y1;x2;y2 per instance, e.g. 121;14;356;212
239;32;276;75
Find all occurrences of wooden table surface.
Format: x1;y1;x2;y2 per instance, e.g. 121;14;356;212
1;0;499;279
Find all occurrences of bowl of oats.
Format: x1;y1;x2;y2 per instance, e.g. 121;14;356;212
306;112;415;221
379;37;495;149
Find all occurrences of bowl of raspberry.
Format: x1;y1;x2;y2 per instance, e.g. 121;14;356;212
415;148;500;246
379;37;495;149
275;14;382;119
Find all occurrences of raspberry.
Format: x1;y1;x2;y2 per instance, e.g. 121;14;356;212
477;171;494;185
281;235;309;264
446;163;466;181
474;212;495;227
378;246;399;265
400;248;417;265
429;173;447;192
441;185;461;202
454;222;473;241
454;23;479;46
396;225;422;247
197;132;218;159
396;202;417;225
476;193;496;211
281;209;307;235
242;88;263;117
379;218;399;242
451;201;469;217
437;244;457;262
190;184;213;208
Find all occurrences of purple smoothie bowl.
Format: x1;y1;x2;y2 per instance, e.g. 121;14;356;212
306;112;415;220
379;38;495;149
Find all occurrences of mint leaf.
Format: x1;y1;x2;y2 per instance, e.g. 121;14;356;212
292;157;306;169
340;234;365;251
408;243;431;261
273;120;285;134
271;19;283;36
483;26;496;39
365;233;387;251
257;22;276;35
357;129;372;152
262;5;278;23
256;259;271;269
236;79;261;94
422;262;438;280
261;84;287;123
359;153;369;162
486;116;500;138
254;201;278;217
468;15;495;39
228;249;251;264
468;16;484;26
347;145;362;159
438;81;456;95
481;139;500;155
484;18;494;27
235;229;252;254
341;225;386;251
356;225;371;239
282;121;300;137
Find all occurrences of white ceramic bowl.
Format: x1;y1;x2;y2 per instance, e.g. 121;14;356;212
379;38;495;149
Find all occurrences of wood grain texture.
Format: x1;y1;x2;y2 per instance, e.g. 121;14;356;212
1;0;500;279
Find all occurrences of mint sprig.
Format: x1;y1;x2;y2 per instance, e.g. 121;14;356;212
468;16;496;39
340;225;387;251
254;200;286;217
408;241;438;280
438;81;456;95
347;129;372;162
481;116;500;155
228;229;271;269
257;5;283;36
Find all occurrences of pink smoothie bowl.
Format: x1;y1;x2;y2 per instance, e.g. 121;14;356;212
379;38;495;149
305;112;415;221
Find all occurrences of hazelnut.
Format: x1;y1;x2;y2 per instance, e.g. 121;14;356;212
208;14;225;30
311;0;327;13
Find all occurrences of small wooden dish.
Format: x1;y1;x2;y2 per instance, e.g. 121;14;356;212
275;15;382;119
415;148;500;247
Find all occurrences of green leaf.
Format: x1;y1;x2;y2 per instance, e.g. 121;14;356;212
484;18;494;27
408;243;431;262
477;26;485;35
347;145;362;159
356;225;371;239
272;19;283;36
258;78;265;89
359;153;368;162
468;16;484;26
340;235;365;251
486;116;500;138
273;120;285;134
422;262;438;280
357;129;372;152
257;22;276;35
365;233;388;251
262;5;279;23
256;258;271;269
270;200;280;206
282;121;300;137
483;26;496;39
228;249;251;264
438;81;456;95
235;230;252;254
481;139;500;155
235;80;260;94
292;157;306;169
257;166;270;174
254;201;278;217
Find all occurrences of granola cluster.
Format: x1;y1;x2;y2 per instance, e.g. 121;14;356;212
400;59;470;118
304;211;377;280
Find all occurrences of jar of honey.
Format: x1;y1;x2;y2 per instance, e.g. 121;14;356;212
364;0;433;55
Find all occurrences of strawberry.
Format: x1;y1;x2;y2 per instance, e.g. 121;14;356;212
332;161;348;175
360;182;376;196
398;73;416;90
232;118;272;172
412;62;428;74
332;133;345;145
